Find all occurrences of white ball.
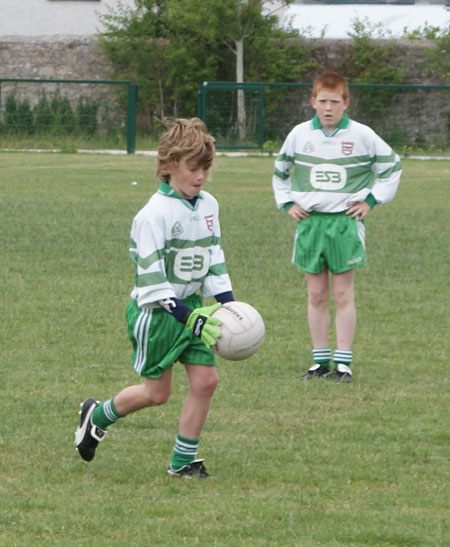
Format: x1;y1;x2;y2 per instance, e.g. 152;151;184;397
212;301;265;361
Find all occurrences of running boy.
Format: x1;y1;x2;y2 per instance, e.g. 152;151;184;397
75;118;234;478
272;72;401;382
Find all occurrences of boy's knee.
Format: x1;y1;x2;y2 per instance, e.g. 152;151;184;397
151;392;171;406
308;290;328;307
142;387;171;407
196;373;219;397
199;376;219;394
333;287;353;306
207;374;219;393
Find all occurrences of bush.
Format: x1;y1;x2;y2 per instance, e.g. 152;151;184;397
76;97;99;136
1;91;100;138
4;93;34;135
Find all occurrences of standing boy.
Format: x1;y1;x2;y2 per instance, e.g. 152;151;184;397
75;118;234;478
272;72;401;382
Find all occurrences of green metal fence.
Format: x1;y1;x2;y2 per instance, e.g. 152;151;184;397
0;78;137;153
197;81;450;152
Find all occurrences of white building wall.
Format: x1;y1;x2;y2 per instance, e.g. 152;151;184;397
282;3;450;39
0;0;136;36
0;0;449;38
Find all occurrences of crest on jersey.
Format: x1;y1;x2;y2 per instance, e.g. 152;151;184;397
204;214;214;232
303;141;314;153
341;142;354;156
172;221;184;237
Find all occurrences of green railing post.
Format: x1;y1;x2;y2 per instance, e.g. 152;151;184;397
258;84;264;150
126;83;138;154
197;82;207;122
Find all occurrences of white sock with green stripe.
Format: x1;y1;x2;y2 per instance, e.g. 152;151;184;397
92;398;122;430
312;348;331;368
333;349;352;369
170;434;199;471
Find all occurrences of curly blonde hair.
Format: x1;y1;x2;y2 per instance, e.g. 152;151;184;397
156;118;215;182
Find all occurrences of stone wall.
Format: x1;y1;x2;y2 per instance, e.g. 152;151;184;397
0;35;439;83
0;36;113;80
309;38;438;85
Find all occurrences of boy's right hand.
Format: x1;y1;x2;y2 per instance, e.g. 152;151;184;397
186;303;222;349
287;203;309;222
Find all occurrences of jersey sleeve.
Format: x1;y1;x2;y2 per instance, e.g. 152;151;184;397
129;212;176;307
369;130;402;205
201;199;233;298
272;127;296;210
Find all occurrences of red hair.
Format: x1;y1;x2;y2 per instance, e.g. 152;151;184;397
312;72;349;100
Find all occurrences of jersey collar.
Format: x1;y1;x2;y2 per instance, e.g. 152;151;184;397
311;113;351;137
157;181;204;208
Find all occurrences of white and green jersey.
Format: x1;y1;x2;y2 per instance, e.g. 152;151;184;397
129;182;232;308
272;114;401;213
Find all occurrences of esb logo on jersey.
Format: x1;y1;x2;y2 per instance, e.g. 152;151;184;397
174;247;210;281
310;164;347;190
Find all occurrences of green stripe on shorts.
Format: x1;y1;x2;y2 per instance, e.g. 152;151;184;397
126;295;216;378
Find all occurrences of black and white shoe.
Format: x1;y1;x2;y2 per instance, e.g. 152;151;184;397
167;459;209;479
334;363;352;383
300;364;332;381
74;398;107;461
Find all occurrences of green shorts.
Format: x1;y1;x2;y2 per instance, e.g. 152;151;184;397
292;211;366;274
126;294;216;379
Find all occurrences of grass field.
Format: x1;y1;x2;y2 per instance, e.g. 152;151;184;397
1;152;449;546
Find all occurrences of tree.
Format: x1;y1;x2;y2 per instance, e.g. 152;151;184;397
339;17;406;129
98;1;175;126
404;23;450;83
98;0;303;132
163;0;295;138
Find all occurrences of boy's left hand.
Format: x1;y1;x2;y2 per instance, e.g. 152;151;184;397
186;303;222;349
346;201;371;220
